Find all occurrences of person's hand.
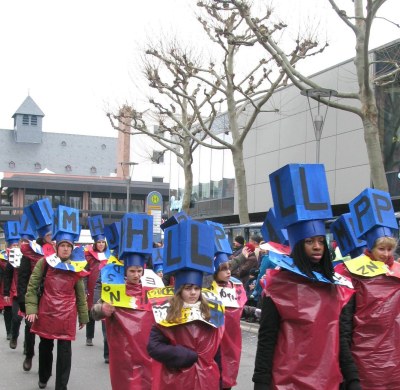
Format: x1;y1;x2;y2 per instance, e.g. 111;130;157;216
26;314;38;323
78;323;86;330
102;302;115;317
242;247;252;259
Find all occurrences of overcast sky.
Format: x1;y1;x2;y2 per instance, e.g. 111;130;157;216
0;0;398;137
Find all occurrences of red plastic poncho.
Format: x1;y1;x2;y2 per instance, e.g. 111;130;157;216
214;280;245;388
153;321;224;390
32;266;81;340
0;259;7;309
20;242;46;270
84;248;106;309
336;262;400;389
106;283;157;390
266;269;354;390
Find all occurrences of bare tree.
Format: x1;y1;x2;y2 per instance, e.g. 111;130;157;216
107;43;212;213
160;0;326;223
230;0;400;191
109;1;326;223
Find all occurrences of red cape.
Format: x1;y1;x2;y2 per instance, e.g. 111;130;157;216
265;269;354;389
336;262;400;389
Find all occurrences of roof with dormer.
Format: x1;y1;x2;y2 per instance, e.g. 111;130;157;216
12;96;45;118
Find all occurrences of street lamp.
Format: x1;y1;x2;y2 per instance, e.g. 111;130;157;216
301;88;338;163
119;162;138;213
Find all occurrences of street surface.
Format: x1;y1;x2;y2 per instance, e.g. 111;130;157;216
0;314;258;389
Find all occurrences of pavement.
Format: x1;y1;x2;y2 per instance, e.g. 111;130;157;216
0;313;259;389
240;319;260;334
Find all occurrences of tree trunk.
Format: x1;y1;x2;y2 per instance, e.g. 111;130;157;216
362;115;388;190
354;0;388;191
181;140;193;212
231;145;250;223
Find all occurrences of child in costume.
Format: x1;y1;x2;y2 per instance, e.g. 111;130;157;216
19;199;55;372
84;215;109;347
253;164;355;390
25;205;89;390
91;213;162;390
3;221;22;350
147;220;224;390
336;188;400;390
207;220;246;389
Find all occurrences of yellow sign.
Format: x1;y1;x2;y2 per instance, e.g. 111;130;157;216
344;255;387;277
147;287;225;328
151;194;160;204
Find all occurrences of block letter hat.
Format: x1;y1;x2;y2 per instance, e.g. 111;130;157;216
24;198;54;238
348;188;398;250
205;220;232;271
331;213;366;258
52;205;81;246
19;213;36;241
269;164;333;249
4;221;21;246
119;213;153;269
88;215;106;242
164;220;214;292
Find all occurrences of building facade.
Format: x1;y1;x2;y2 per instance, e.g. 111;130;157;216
0;97;169;241
166;39;400;224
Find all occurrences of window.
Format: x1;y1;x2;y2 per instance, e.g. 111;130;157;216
101;144;106;150
22;115;29;125
34;162;41;170
90;166;97;174
24;189;45;205
90;192;111;211
30;116;38;126
131;199;144;213
65;165;72;172
9;161;15;169
66;191;82;209
61;141;67;147
46;190;65;208
152;177;164;183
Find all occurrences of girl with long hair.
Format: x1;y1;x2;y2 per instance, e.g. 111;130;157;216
147;276;223;390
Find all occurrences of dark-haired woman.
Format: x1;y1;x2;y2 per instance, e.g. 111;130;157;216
252;235;355;390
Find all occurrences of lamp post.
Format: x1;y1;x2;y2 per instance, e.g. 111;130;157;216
120;162;138;213
301;88;338;163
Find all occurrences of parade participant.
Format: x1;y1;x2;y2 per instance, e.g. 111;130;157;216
91;213;162;390
147;219;224;390
253;164;355;390
207;220;246;390
254;208;291;302
84;215;109;347
336;188;400;390
19;200;55;372
25;205;88;390
3;220;22;349
152;246;172;286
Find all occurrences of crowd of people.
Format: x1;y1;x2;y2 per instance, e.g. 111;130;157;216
0;163;400;390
